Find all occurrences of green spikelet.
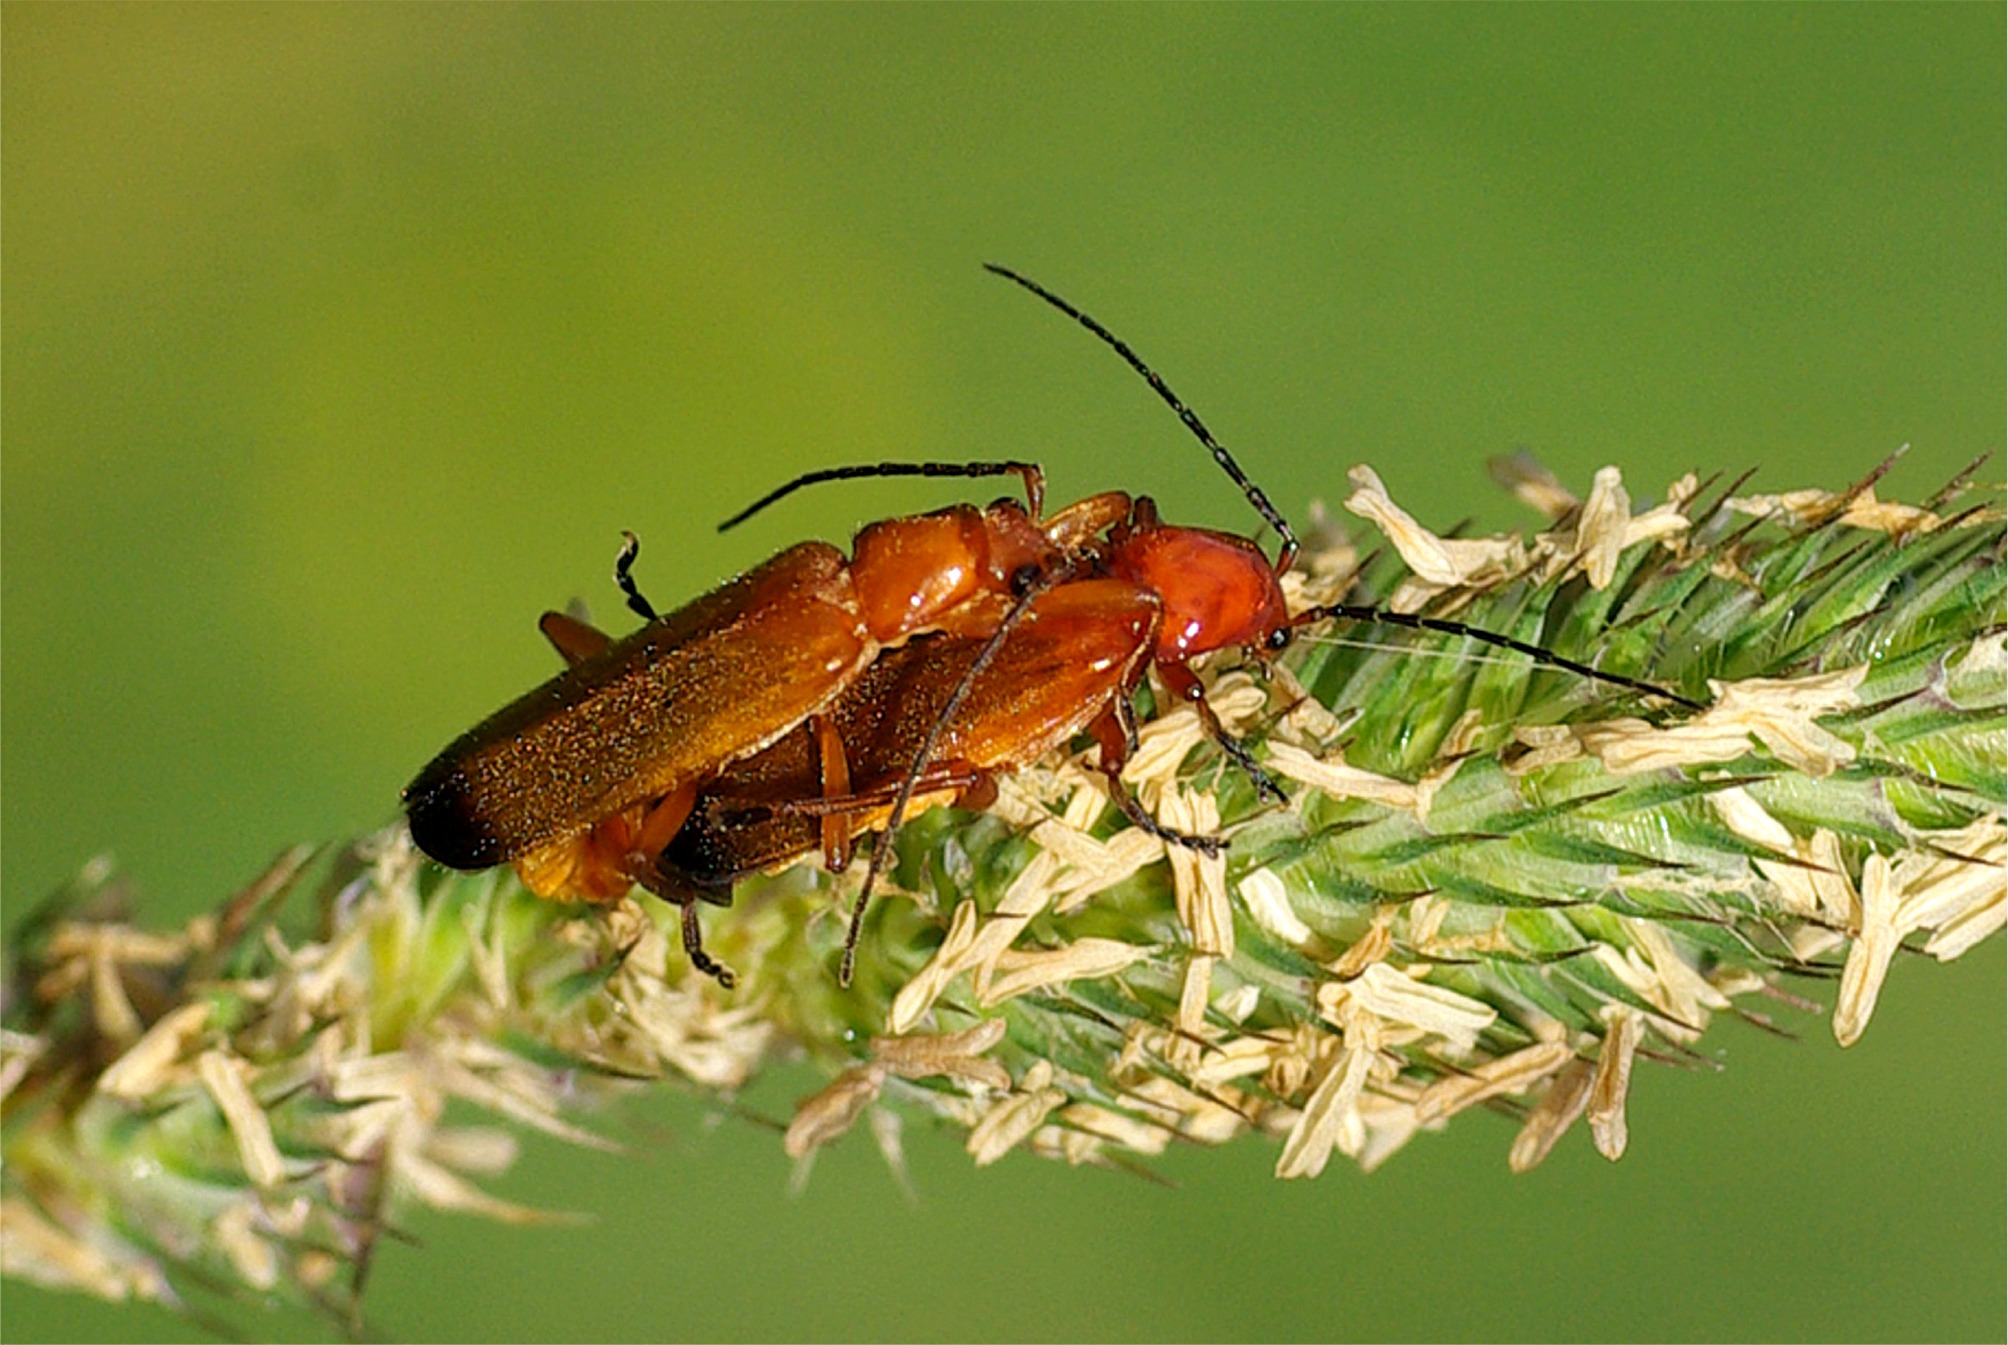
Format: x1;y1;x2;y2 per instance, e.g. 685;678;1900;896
4;457;2002;1325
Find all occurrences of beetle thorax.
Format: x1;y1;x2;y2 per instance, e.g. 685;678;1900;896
1107;524;1289;661
850;503;1067;643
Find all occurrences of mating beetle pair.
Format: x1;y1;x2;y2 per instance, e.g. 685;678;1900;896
404;266;1702;986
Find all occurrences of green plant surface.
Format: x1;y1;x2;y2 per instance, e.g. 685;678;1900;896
7;460;2001;1338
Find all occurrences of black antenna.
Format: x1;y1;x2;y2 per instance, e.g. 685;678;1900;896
838;572;1055;985
985;266;1706;715
1296;602;1708;712
718;461;1045;532
983;263;1299;574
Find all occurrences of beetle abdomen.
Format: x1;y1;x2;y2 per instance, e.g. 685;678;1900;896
405;756;513;868
404;541;873;870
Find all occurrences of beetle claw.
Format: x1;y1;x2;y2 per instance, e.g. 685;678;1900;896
681;901;737;989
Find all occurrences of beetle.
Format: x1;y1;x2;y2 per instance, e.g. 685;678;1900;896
405;264;1705;987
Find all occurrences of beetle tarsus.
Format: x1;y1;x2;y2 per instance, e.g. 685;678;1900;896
1178;682;1288;805
1215;728;1288;805
681;901;737;989
1112;691;1144;760
1099;771;1224;856
614;530;660;623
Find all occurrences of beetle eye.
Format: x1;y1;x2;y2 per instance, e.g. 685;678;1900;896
1266;626;1292;652
1009;563;1044;598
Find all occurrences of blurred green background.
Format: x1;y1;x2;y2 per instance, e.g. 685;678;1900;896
4;5;2002;1341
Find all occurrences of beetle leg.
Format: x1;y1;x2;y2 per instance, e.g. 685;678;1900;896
613;530;659;623
781;762;986;820
955;772;999;811
632;846;739;990
614;783;732;906
632;785;699;870
1110;687;1143;760
812;715;855;873
1085;702;1222;855
1103;779;1223;856
1155;661;1288;804
1040;490;1134;552
518;815;640;904
539;611;614;666
802;723;981;875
